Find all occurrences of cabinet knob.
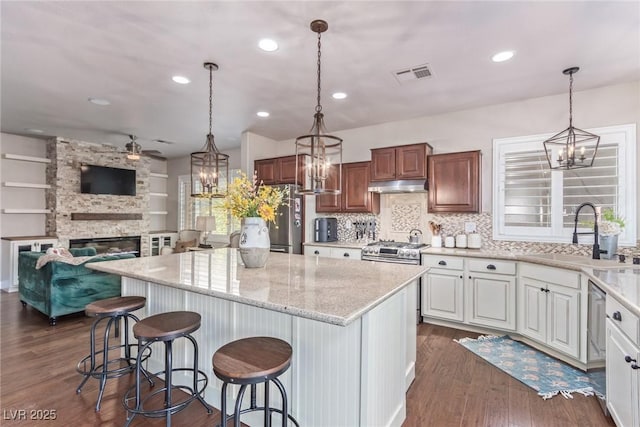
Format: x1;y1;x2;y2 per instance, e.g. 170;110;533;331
459;275;463;279
540;287;546;293
343;253;349;257
632;364;640;370
314;250;320;255
486;264;497;270
438;260;447;266
624;355;637;364
612;311;622;321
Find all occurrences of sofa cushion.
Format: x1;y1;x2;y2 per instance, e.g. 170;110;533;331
70;247;98;257
174;239;197;253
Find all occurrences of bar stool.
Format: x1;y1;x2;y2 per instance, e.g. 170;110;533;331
76;296;151;411
212;336;299;427
123;311;212;427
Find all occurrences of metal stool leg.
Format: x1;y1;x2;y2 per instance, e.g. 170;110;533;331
220;381;229;427
95;315;117;411
264;380;271;427
233;385;248;427
76;315;101;393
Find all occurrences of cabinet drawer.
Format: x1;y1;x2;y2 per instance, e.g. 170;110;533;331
305;246;331;257
607;297;639;346
421;255;463;270
468;259;516;275
330;247;361;260
519;263;580;289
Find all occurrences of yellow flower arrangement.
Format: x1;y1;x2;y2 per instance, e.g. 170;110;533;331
223;171;288;223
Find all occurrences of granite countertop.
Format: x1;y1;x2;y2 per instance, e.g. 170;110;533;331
583;266;640;317
88;249;426;326
303;241;369;250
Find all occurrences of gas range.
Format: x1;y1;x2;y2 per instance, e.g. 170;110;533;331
361;240;429;265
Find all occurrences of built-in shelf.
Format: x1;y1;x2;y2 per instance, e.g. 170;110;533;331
2;209;51;214
150;192;168;197
3;182;51;189
3;154;51;164
149;211;168;215
150;173;169;179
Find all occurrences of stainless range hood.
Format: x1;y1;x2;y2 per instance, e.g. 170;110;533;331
367;179;428;193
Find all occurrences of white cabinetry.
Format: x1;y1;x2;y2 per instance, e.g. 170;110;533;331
1;237;58;292
466;259;517;331
518;263;581;359
421;255;464;321
606;297;640;427
148;232;178;256
304;245;362;260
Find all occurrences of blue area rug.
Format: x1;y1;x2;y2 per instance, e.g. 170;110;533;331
455;335;605;400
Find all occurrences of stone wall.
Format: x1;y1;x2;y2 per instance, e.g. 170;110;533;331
45;137;152;256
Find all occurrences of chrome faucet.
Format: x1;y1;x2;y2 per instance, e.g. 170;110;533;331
572;202;600;259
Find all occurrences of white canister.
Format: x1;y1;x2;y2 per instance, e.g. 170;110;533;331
455;234;467;248
468;233;482;249
444;236;455;248
431;235;442;248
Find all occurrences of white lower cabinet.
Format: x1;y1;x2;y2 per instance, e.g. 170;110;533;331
304;245;361;260
467;272;516;331
148;232;177;256
422;268;464;321
1;237;58;292
606;295;640;427
518;264;581;359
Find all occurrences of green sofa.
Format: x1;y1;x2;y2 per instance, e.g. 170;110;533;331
18;247;135;325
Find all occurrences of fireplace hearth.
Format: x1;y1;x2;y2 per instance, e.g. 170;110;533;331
69;236;141;257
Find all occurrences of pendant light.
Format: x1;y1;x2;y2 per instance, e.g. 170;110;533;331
191;62;229;198
543;67;600;170
295;19;342;195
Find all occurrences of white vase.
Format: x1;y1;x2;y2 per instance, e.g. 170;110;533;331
239;217;270;268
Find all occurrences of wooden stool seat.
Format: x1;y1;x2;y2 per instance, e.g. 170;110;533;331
85;296;146;317
133;311;201;342
213;337;292;383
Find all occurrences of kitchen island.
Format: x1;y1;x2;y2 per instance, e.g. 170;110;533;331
89;248;426;427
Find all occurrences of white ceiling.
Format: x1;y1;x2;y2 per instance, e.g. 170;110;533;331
2;1;639;158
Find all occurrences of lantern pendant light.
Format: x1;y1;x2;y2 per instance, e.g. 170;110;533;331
543;67;600;170
295;19;342;195
191;62;229;198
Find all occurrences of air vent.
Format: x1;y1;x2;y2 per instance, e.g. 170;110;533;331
393;63;433;84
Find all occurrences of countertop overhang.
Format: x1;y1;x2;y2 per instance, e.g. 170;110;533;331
88;248;427;326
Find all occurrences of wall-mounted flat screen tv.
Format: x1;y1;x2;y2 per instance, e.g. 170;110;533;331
80;164;136;196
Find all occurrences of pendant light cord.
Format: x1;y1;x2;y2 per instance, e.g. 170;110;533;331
568;72;573;129
316;31;322;113
209;65;213;135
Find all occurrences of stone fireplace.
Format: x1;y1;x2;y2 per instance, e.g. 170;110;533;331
69;236;141;257
45;137;153;255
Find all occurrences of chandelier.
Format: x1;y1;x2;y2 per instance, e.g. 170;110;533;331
295;19;342;195
543;67;600;170
191;62;229;198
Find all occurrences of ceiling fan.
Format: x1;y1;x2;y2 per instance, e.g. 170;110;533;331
124;135;171;160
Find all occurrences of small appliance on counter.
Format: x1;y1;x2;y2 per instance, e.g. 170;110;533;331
314;217;338;242
468;232;482;249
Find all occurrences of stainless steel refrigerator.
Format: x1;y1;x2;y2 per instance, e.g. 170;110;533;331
269;184;303;254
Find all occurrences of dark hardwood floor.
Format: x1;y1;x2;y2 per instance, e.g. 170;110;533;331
1;292;615;426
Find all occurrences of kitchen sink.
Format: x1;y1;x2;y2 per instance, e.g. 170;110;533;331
520;253;622;268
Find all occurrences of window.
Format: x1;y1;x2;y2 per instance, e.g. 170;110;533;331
493;124;636;246
178;171;241;235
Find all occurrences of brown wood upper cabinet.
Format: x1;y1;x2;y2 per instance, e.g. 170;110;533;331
254;155;305;185
370;143;432;181
316;161;380;214
427;150;481;213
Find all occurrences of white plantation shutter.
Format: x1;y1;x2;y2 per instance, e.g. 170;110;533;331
493;124;636;245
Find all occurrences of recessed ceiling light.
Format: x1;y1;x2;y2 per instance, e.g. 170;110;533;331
492;51;515;63
258;38;279;52
256;111;270;118
25;128;44;133
172;75;190;84
332;92;347;100
88;97;110;106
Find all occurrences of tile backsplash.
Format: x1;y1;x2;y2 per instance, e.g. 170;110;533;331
318;193;639;255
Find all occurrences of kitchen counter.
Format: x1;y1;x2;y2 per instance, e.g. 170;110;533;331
584;266;640;317
88;248;423;426
88;248;425;326
303;241;368;250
